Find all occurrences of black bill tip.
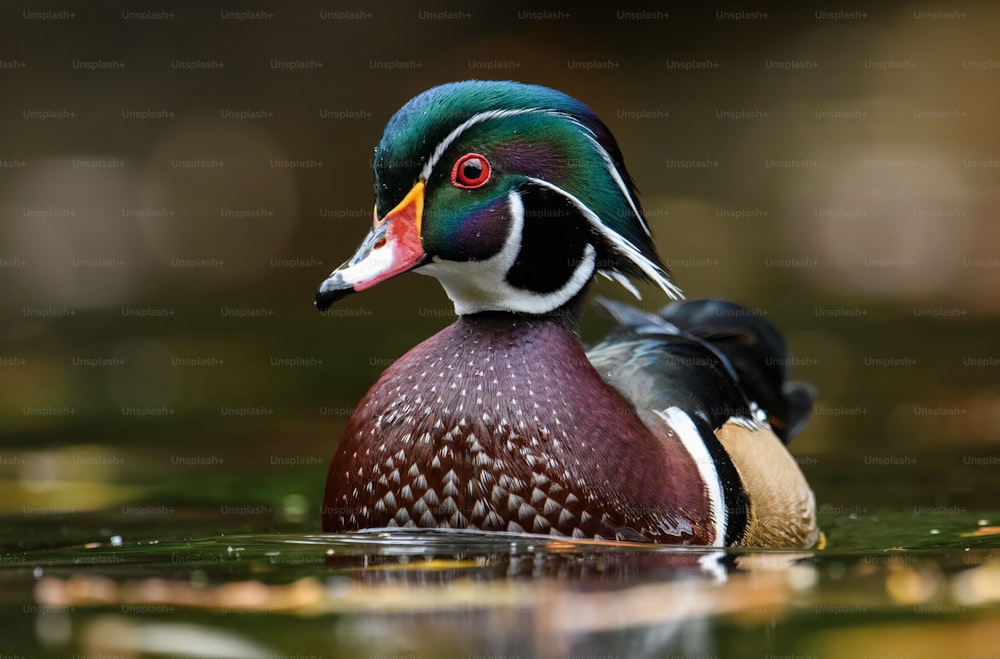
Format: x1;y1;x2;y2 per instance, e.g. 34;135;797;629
314;275;355;311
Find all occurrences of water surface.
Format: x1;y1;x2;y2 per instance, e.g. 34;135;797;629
3;452;999;658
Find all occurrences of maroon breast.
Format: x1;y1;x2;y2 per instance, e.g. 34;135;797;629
322;313;713;543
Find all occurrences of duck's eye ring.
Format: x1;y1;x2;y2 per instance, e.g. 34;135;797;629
451;153;491;189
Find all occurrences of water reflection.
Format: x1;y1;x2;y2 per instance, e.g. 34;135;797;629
11;523;1000;658
30;529;813;659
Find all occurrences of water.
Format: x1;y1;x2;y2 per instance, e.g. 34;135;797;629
3;456;999;659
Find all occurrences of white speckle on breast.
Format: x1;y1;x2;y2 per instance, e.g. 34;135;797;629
485;510;503;529
450;509;467;527
471;500;486;521
517;501;535;523
543;496;562;517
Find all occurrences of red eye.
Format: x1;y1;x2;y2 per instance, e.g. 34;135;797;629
451;153;491;189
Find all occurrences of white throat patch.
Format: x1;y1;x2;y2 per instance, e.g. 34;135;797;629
416;189;597;315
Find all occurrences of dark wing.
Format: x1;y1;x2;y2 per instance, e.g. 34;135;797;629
590;298;815;443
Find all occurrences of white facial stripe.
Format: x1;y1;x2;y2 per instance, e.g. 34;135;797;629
563;116;652;238
414;107;681;310
526;177;683;301
602;271;642;299
656;407;727;547
420;106;652;242
416;189;597;315
419;108;547;182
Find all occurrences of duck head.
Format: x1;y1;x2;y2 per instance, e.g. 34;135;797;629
315;80;680;316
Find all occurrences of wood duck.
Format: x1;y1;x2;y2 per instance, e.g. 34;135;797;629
315;81;818;547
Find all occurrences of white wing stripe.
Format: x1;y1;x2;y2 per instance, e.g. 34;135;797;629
656;407;726;546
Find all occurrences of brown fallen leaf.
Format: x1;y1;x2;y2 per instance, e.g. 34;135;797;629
960;526;1000;537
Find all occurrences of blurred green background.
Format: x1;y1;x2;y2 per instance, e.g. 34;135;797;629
1;2;999;522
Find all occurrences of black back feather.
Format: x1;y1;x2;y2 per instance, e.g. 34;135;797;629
589;298;815;443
